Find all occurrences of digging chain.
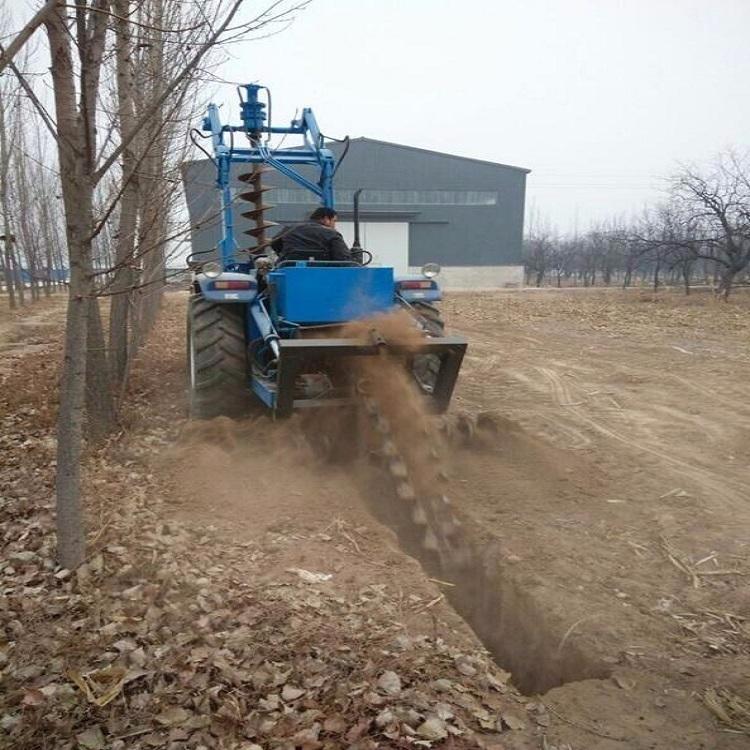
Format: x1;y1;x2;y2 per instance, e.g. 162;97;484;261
361;395;472;571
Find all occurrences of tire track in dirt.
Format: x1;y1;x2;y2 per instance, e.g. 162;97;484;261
602;361;750;421
454;317;749;505
669;373;750;417
491;367;595;449
536;365;750;509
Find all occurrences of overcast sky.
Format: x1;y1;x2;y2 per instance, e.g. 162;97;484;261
214;0;750;232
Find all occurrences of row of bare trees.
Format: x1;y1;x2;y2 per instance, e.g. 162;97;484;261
0;41;68;307
0;0;307;568
524;152;750;298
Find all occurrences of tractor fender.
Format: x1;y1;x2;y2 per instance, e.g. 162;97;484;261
194;271;258;303
395;275;442;303
399;288;442;303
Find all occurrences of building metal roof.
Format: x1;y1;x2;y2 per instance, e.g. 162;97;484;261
340;137;531;175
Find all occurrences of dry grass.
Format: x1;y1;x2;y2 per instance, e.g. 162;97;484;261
703;687;750;735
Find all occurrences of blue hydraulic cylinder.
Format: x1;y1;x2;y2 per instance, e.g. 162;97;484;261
319;155;335;209
217;156;235;268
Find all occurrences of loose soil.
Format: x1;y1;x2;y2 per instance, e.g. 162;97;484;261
2;287;749;749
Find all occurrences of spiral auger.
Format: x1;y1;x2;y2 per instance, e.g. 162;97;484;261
361;395;472;571
237;164;277;255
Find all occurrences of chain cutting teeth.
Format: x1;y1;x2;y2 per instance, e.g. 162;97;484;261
422;529;439;551
362;397;378;414
379;441;398;458
396;483;416;501
366;395;471;569
441;519;458;537
374;415;391;434
388;459;408;479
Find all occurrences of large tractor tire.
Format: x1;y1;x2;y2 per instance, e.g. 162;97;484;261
414;301;445;337
412;302;445;394
187;294;251;419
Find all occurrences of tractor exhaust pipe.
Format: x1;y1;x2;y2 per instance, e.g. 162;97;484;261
351;188;364;264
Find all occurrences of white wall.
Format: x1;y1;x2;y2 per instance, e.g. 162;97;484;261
408;265;524;289
338;220;523;288
339;221;409;274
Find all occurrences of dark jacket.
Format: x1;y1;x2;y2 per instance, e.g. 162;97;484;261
271;221;351;262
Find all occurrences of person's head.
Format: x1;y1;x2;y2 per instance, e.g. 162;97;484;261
309;206;338;229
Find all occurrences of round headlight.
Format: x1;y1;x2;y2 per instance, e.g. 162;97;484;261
421;262;441;279
202;261;222;279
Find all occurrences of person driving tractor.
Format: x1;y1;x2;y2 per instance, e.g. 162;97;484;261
271;207;352;262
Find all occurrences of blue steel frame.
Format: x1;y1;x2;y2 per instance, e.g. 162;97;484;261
195;83;464;417
202;84;336;270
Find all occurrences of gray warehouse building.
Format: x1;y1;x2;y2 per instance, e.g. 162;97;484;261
182;138;529;288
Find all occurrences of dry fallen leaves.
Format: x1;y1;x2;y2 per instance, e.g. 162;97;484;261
0;298;544;750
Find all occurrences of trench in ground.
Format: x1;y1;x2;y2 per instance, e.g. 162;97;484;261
359;464;612;695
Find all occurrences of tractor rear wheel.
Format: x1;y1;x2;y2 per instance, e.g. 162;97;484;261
412;302;445;394
187;294;250;419
413;301;445;337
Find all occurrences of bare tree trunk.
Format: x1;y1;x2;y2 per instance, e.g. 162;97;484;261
56;271;89;568
1;243;15;308
86;298;116;443
77;0;116;441
46;5;99;568
717;266;737;300
11;94;42;303
682;262;692;295
108;0;139;389
10;238;25;305
0;88;18;310
40;189;56;296
44;245;53;296
133;0;167;341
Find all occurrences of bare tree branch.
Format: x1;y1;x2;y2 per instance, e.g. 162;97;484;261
0;0;56;75
93;0;246;184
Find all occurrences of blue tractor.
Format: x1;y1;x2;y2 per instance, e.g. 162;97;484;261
187;83;467;419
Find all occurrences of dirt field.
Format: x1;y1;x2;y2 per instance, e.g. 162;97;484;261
441;288;750;745
2;287;749;749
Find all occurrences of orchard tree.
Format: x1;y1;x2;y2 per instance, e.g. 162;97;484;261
670;151;750;299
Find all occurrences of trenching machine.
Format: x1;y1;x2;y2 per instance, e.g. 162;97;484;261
186;83;467;419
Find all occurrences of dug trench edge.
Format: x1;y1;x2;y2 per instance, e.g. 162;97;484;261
359;462;612;696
